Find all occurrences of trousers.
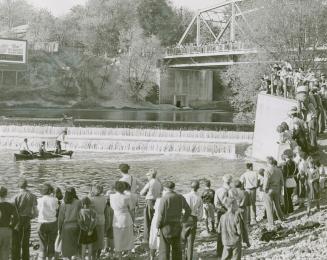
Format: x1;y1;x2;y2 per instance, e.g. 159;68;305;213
263;191;283;226
143;199;156;242
38;221;58;258
0;227;12;260
12;216;31;260
183;216;197;260
159;228;182;260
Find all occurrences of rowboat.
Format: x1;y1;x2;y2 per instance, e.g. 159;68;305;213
14;150;73;161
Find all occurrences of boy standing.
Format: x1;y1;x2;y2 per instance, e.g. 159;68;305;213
201;180;215;233
218;198;250;260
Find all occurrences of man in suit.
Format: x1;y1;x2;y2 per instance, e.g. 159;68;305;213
157;181;191;260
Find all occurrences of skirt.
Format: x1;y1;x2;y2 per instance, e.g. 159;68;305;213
79;228;97;245
113;226;134;252
61;225;80;257
92;224;105;251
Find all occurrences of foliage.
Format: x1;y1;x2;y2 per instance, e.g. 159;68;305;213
137;0;193;46
0;0;35;29
244;0;327;69
222;61;269;121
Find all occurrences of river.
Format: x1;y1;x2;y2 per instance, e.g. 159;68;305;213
0;149;244;249
0;108;233;122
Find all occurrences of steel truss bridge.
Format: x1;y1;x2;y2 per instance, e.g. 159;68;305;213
163;0;259;68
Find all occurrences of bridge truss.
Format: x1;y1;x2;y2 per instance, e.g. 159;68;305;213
177;0;257;47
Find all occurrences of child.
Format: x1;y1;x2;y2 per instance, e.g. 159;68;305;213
307;158;320;215
78;197;98;260
201;180;216;233
218;198;250;260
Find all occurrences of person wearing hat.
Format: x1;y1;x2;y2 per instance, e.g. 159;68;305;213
12;178;38;260
0;186;19;260
37;183;58;260
140;169;162;244
182;181;203;260
118;163;142;193
56;128;68;154
156;181;191;260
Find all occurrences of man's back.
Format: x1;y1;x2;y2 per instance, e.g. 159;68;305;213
240;171;258;189
15;190;37;218
157;191;190;228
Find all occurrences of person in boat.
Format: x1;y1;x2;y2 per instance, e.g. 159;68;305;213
20;138;33;155
39;141;47;157
56;129;68;154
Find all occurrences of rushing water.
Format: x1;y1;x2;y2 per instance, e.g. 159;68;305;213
0;108;233;122
0;125;253;158
0;149;245;247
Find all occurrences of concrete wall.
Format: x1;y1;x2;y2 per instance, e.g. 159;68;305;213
252;93;297;161
159;69;213;106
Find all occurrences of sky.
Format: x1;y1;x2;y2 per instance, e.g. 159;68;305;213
27;0;219;16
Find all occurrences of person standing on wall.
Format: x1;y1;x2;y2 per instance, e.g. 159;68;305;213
183;181;203;260
240;163;258;225
156;181;191;260
140;169;162;244
12;178;38;260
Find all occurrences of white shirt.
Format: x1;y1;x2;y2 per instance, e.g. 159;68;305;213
56;132;66;142
183;191;203;219
20;142;30;152
240;170;258;189
110;193;133;228
37;195;58;223
140;178;162;200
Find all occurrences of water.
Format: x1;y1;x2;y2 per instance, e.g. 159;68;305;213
0;125;253;158
0;108;233;122
0;149;245;246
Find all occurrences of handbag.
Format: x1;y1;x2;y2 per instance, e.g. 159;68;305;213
286;177;297;188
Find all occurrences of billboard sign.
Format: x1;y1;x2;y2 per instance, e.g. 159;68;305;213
0;38;27;71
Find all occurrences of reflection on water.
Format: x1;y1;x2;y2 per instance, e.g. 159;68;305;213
0;108;233;122
0;149;244;245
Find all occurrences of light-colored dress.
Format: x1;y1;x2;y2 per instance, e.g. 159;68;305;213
90;195;107;252
149;198;161;250
110;193;134;252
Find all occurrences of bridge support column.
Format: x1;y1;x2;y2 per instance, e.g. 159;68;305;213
159;69;213;107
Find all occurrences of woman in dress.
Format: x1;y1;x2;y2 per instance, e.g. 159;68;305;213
90;184;108;259
149;196;162;260
110;181;134;260
58;187;82;260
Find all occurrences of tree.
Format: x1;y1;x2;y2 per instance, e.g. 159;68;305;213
137;0;194;46
244;0;327;69
118;27;162;101
0;0;35;29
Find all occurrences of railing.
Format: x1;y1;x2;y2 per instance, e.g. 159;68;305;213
165;42;256;57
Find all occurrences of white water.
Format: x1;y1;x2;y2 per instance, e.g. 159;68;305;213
0;125;253;158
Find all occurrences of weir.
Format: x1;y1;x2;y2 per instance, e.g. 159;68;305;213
0;125;253;158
